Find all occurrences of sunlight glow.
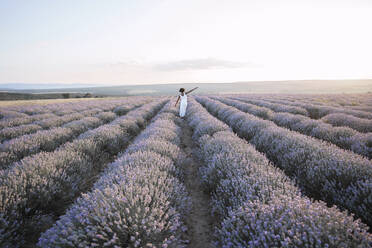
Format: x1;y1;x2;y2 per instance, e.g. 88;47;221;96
0;0;371;85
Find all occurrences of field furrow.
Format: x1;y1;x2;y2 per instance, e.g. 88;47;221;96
177;115;215;247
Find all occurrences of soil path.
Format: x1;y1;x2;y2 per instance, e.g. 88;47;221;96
178;118;215;248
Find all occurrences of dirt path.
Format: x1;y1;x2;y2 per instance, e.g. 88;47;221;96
178;118;215;248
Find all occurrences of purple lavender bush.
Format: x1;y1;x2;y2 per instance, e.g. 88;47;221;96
94;111;117;123
0;127;75;168
0;100;167;247
38;152;188;248
186;98;372;247
197;96;372;227
322;113;372;133
261;97;372;120
218;195;371;247
62;117;103;136
34;112;84;129
136;123;181;145
233;97;309;116
0;110;29;120
0;97;148;130
216;97;372;158
38;102;190;247
0;103;143;168
0;124;43;143
0;111;114;144
0;113;56;129
114;104;137;116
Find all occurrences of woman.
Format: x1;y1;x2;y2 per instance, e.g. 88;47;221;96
175;87;198;117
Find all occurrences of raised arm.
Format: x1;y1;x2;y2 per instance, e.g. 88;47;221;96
186;87;199;94
175;96;180;107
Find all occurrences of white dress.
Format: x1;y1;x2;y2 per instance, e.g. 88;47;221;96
179;94;188;117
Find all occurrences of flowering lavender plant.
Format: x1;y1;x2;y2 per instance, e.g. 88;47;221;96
38;102;190;247
215;97;372;158
322;113;372;133
186;97;371;247
0;99;167;247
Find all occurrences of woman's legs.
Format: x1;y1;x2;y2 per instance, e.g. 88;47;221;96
180;103;187;117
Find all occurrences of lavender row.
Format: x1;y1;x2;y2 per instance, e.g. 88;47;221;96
237;93;372;116
322;113;372;133
255;97;372;132
0;97;149;129
266;94;372;111
0;97;150;118
38;102;190;248
259;96;372;120
0;98;150;142
216;97;372;158
243;98;372;133
0;124;43;144
348;105;372;113
34;109;99;129
0;99;167;247
0;107;91;129
197;96;372;227
185;98;371;247
0;109;99;143
232;97;309;116
0;100;150;167
0;113;57;129
238;93;372;109
0;110;29;120
0;109;120;169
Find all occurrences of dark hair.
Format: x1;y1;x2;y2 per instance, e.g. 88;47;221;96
179;88;185;93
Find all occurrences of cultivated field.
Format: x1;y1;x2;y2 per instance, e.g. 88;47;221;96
0;94;371;247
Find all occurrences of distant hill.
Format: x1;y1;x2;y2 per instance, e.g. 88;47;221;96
0;83;100;90
0;92;103;101
1;80;372;97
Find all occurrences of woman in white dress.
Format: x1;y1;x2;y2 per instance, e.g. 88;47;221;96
175;87;198;117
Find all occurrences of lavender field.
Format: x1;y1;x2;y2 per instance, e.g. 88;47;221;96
0;94;371;247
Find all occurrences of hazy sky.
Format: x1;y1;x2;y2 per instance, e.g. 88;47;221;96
1;0;371;85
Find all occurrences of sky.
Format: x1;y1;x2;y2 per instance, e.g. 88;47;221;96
0;0;371;86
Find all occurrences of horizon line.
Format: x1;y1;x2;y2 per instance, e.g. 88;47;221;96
1;78;372;89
